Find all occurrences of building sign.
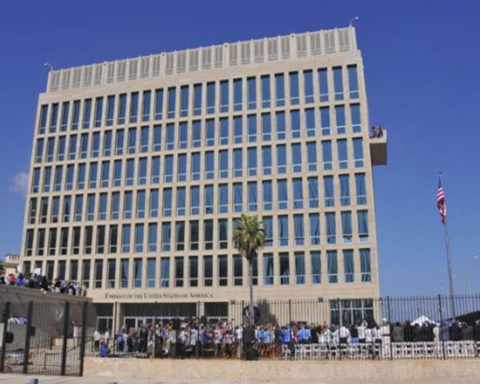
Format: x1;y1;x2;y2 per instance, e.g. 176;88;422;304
104;292;214;301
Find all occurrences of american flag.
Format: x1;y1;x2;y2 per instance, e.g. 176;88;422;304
437;175;447;224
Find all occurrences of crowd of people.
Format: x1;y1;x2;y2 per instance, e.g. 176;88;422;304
92;317;480;359
0;272;87;296
370;125;385;138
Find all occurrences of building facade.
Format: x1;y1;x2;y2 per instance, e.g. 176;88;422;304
21;26;387;328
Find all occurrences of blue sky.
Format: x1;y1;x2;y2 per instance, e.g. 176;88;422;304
1;0;479;295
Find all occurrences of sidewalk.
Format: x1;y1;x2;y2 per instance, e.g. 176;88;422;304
0;375;479;384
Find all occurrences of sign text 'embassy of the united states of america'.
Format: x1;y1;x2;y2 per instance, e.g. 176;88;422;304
104;292;214;300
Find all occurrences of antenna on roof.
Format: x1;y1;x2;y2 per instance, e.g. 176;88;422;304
349;16;360;27
44;62;54;72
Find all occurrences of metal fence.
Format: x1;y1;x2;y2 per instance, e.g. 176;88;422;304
86;294;480;361
0;300;94;376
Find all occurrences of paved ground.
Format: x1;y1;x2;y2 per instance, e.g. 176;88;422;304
0;375;479;384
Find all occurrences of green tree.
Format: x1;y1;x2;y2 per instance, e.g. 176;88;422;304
233;214;265;326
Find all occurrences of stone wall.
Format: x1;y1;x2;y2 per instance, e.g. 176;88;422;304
85;358;480;381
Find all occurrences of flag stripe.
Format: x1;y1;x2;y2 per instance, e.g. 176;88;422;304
437;177;447;224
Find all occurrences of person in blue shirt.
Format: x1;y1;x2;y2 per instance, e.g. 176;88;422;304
99;342;109;357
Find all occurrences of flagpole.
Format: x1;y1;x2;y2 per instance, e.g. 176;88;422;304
440;172;456;319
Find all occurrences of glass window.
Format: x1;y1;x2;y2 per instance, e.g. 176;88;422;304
263;216;273;246
167;87;176;119
118;94;127;124
164;155;173;182
305;108;316;137
103;131;112;156
360;249;372;282
293;178;303;209
166;123;175;150
291;110;301;138
307;142;317;172
304;70;314;103
106;96;115;126
135;224;144;253
122;224;131;253
326;212;336;245
247;77;256;110
292;143;302;172
206;119;215;146
318;68;329;102
333;67;344;101
191;152;201;180
151;156;160;184
219;184;229;213
357;210;370;242
190;221;199;251
247;147;257;176
355;173;367;205
176;222;185;251
83;99;92;129
322;141;333;170
320;107;330;136
111;192;120;220
340;175;351;206
138;157;147;185
278;215;289;246
49;103;59;132
148;224;158;252
35;138;44;163
205;151;214;179
248;114;257;142
39;104;48;134
276;111;286;139
99;193;108;220
263;253;274;285
120;259;129;288
336;105;346;134
207;82;216;114
128;127;137;154
133;258;143;288
204;256;213;287
150;189;159;218
275;73;285;107
60;102;70;131
68;135;77;160
162;222;171;251
248;181;257;212
341;211;353;244
295;252;305;285
189;256;198;287
233;148;242;178
262;146;272;175
89;162;98;188
261;113;271;141
220;117;229;145
289;72;299;105
163;188;172;217
353;138;364;167
261;75;270;108
220;80;229;113
233;183;243;213
140;127;149;153
280;253;290;285
123;191;132;219
311;251;321;284
234;115;243;143
147;258;156;288
190;186;200;215
130;92;139;123
136;190;146;219
178;154;187;182
338;139;348;169
72;100;81;130
276;144;286;174
180;85;189;117
234;78;242;111
344;250;354;283
219;219;228;249
277;179;288;210
233;255;243;286
155;89;164;120
142;90;151;121
176;187;186;216
324;175;335;207
204;220;213;250
193;84;202;116
94;260;103;288
351;104;361;133
294;214;304;246
125;159;135;186
115;129;124;156
204;185;214;214
348;65;359;99
309;213;320;245
327;250;338;283
94;97;103;128
161;257;170;288
175;256;184;288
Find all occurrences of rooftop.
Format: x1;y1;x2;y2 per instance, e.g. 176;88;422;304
46;26;358;93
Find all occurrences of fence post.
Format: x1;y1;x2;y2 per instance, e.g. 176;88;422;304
112;302;117;355
0;301;11;373
79;302;89;377
387;296;393;360
438;294;446;360
61;301;70;376
287;299;292;324
23;301;34;374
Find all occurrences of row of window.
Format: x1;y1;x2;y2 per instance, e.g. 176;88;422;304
24;211;370;258
24;248;372;290
38;66;360;134
34;105;363;164
31;140;366;195
28;174;369;226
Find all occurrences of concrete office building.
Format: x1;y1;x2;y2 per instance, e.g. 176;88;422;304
21;26;387;329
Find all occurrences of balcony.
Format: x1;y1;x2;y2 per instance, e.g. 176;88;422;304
370;128;388;166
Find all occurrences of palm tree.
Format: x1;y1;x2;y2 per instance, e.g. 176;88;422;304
233;214;265;326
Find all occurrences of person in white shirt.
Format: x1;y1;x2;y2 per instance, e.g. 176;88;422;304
339;325;350;345
357;320;367;343
93;330;101;352
235;326;243;358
